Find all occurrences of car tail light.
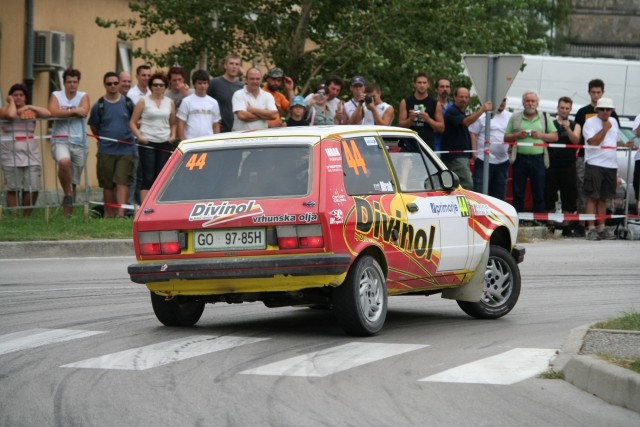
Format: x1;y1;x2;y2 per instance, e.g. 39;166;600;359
276;225;324;249
139;231;184;255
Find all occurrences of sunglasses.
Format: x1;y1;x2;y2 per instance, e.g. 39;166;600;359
105;82;119;86
151;83;166;88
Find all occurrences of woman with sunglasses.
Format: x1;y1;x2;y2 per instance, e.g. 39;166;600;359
1;84;51;217
130;72;176;202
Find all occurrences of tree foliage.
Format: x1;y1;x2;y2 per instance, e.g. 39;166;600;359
96;0;569;115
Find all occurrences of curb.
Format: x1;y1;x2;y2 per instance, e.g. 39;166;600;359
552;324;640;414
0;239;134;259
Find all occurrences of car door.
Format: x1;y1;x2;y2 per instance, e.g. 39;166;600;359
381;133;473;279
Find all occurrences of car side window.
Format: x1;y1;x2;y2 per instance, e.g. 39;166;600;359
382;136;444;192
342;135;394;195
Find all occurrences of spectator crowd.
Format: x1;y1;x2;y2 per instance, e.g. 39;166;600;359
1;56;639;240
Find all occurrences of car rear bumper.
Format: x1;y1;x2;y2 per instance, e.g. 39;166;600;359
128;254;352;284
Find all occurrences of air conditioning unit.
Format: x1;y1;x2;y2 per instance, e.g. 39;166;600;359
34;30;74;69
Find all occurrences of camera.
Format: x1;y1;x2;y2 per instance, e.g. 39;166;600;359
524;129;532;137
364;95;373;104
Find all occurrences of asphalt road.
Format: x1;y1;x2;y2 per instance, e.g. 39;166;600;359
1;240;639;426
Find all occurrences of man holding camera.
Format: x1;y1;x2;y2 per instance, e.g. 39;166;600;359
398;72;443;151
504;91;558;214
344;76;368;124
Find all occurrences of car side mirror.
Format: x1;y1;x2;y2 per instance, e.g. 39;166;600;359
439;170;460;191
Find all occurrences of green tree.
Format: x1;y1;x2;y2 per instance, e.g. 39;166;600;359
97;0;568;120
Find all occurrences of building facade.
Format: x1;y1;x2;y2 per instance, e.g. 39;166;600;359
0;0;188;204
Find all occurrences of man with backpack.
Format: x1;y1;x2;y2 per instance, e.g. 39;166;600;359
88;71;137;218
505;90;558;214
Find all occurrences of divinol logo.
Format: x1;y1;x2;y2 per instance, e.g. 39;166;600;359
354;198;436;261
190;200;264;227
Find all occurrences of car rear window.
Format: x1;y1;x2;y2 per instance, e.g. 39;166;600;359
157;145;311;202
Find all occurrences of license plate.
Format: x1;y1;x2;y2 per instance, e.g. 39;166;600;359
194;228;266;252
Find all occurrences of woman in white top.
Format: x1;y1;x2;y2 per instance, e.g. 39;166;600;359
130;72;177;201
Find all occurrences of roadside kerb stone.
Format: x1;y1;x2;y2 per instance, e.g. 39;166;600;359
0;239;134;259
553;324;640;414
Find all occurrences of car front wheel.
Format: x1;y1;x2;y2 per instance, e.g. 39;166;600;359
150;292;205;326
333;255;388;336
457;245;521;319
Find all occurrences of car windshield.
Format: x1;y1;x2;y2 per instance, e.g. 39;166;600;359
157;145;311;202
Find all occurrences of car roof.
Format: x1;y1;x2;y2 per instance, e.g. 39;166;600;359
178;125;417;152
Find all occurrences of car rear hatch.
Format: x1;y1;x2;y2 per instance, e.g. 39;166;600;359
129;136;350;286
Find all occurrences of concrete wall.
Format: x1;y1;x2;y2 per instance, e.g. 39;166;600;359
569;0;640;59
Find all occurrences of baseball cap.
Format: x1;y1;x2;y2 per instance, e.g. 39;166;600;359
290;95;306;109
266;67;285;78
350;75;365;86
595;98;615;110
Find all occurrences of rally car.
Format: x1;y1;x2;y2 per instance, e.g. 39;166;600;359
128;125;525;336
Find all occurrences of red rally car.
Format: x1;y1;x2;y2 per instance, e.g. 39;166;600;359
128;125;525;336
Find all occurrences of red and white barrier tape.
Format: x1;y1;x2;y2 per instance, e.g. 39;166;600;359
90;201;137;210
518;212;640;222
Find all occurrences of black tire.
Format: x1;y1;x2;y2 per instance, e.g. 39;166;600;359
457;245;521;319
150;292;205;326
333;256;387;336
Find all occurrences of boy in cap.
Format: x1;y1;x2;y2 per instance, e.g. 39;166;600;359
285;96;309;127
582;97;620;240
262;67;295;127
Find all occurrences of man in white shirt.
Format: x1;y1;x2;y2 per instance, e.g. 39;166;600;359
177;70;221;140
231;68;278;131
469;98;512;200
127;64;151;104
582;97;620;240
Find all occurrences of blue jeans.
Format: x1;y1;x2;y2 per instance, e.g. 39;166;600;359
473;159;509;200
512;154;546;212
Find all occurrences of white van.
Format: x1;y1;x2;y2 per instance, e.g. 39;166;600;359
505;55;640;117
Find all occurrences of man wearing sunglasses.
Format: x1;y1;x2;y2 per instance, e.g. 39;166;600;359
88;72;137;218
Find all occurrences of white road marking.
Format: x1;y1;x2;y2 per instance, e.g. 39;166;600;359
240;342;428;377
61;335;269;370
418;348;558;385
0;328;105;356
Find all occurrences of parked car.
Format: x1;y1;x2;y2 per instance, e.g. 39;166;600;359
128;125;525;336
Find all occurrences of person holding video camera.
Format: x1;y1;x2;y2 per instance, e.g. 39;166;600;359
361;83;394;126
398;72;443;151
344;75;368;124
306;83;335;125
504;90;558;214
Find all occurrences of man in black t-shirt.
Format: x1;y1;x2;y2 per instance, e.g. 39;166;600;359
398;72;443;151
547;97;582;235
